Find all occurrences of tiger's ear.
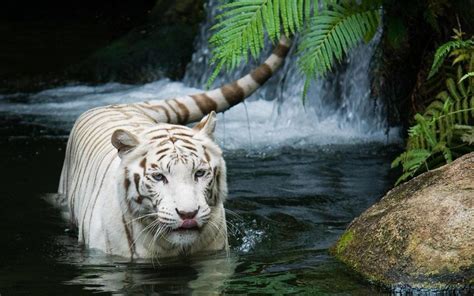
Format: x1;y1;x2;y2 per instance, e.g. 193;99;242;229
193;111;217;139
111;129;140;158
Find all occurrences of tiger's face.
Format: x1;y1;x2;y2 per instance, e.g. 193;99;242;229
111;112;227;250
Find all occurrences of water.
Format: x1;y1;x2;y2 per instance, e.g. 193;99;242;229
0;125;399;294
0;0;408;294
0;86;401;295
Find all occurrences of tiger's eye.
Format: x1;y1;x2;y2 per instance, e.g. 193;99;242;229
195;170;206;179
152;173;167;183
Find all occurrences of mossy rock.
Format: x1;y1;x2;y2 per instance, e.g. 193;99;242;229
331;153;474;290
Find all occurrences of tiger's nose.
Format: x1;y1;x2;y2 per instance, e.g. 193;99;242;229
175;207;199;220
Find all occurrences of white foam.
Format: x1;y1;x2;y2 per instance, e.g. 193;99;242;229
0;78;400;149
0;80;199;125
214;97;400;150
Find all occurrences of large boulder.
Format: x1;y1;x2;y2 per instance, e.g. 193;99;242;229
331;153;473;290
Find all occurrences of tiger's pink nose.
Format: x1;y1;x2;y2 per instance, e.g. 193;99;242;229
175;207;199;220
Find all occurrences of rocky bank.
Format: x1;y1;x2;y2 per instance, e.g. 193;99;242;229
332;153;473;290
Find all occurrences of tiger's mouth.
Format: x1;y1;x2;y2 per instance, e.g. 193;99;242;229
173;219;200;232
175;226;199;231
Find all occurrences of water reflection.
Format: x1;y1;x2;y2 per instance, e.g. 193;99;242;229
65;253;237;295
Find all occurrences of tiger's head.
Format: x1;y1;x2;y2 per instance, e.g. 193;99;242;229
111;112;227;252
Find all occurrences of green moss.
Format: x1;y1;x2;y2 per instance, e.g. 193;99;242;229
335;230;354;255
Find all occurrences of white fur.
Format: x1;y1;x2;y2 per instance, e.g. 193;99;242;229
58;36;290;259
59;110;228;258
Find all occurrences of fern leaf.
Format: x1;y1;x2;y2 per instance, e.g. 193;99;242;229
290;1;300;34
459;71;474;83
263;1;276;40
280;0;290;36
414;113;437;147
428;39;474;79
452;53;470;65
297;0;304;28
208;0;318;87
273;0;281;38
460;127;474;144
395;171;417;186
457;66;468;98
208;0;268;86
392;149;431;185
463;95;471;124
298;3;380;84
304;0;311;23
446;77;463;101
424;100;445;119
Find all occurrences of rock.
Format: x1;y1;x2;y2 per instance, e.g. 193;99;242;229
331;153;474;290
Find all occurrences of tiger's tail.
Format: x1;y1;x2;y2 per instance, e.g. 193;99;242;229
139;36;291;124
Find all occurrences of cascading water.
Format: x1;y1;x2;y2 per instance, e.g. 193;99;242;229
183;0;399;149
0;0;398;150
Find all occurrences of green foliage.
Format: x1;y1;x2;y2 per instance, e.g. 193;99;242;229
427;29;474;79
207;0;381;88
208;0;308;86
459;71;474;83
298;3;380;96
461;127;474;144
393;30;474;185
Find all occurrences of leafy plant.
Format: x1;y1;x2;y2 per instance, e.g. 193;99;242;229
392;30;474;185
427;28;474;79
207;0;382;91
298;2;380;94
392;101;473;185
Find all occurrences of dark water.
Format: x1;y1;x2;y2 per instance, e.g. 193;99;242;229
0;111;402;295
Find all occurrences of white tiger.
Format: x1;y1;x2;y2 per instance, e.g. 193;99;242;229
57;36;290;258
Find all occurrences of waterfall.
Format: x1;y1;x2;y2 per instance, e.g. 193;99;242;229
183;0;399;149
0;0;399;150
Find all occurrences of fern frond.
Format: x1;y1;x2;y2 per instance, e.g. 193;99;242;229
397;98;473;183
396;30;474;185
207;0;382;89
428;39;474;79
460;127;474;144
459;71;474;83
208;0;312;87
391;149;431;185
298;3;380;91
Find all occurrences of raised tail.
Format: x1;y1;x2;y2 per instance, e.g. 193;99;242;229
137;36;291;125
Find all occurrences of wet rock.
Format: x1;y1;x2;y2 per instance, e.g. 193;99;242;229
331;153;474;289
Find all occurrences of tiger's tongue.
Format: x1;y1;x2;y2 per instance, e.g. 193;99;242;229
181;219;197;229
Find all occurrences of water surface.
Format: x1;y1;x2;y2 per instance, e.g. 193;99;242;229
0;109;399;294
